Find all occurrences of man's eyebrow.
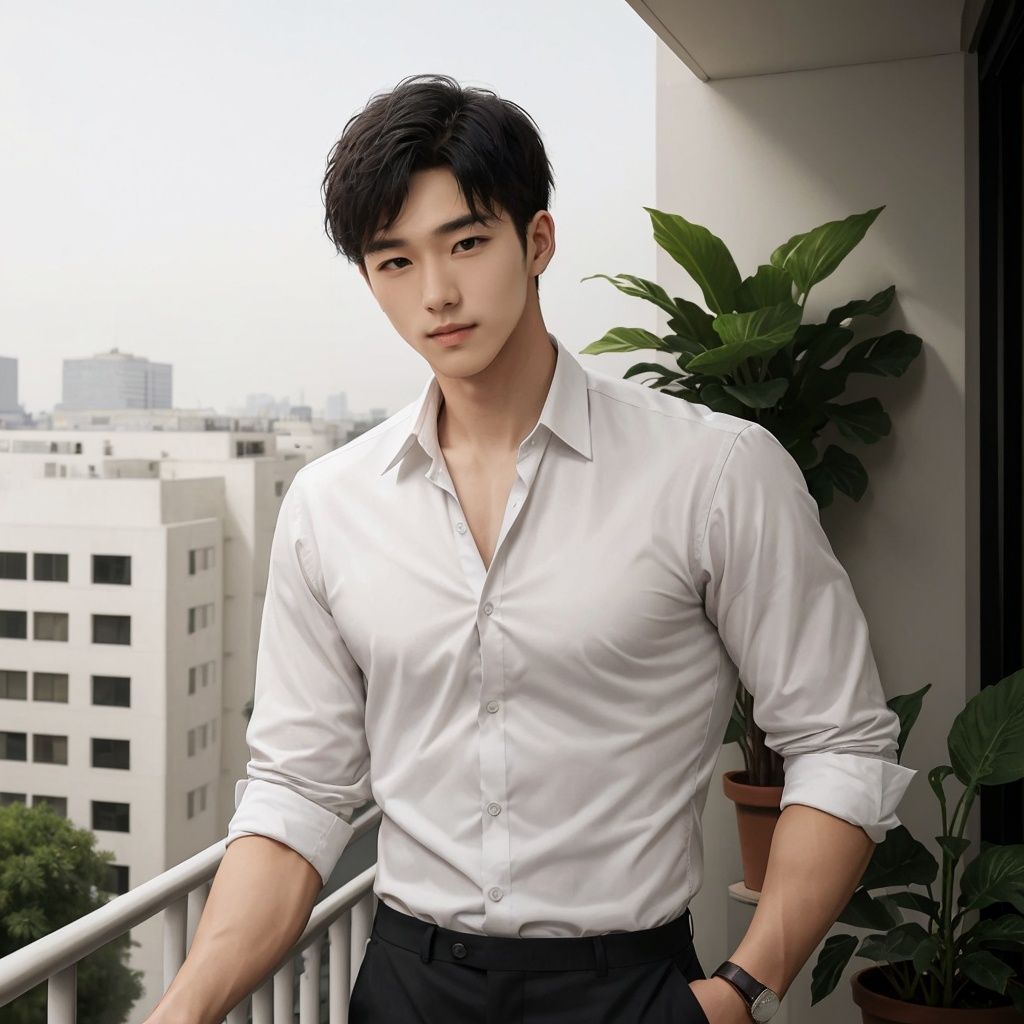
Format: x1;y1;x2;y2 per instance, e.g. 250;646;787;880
364;212;494;257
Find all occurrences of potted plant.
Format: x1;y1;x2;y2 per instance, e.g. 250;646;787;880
580;205;923;889
811;668;1024;1020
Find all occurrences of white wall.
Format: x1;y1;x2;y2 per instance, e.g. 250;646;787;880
655;42;976;1023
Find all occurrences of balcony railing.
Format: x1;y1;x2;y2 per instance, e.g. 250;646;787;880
0;803;383;1023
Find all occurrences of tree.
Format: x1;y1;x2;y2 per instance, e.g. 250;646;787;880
0;802;144;1023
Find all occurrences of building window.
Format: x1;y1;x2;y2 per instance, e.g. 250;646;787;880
92;801;129;832
0;611;28;639
92;738;129;770
199;722;208;749
0;732;27;761
274;480;284;497
186;784;209;819
235;440;265;457
92;675;130;707
34;612;69;642
32;795;67;817
187;603;214;634
33;734;68;764
93;555;131;585
92;614;130;645
0;670;28;700
33;553;68;582
0;552;27;579
187;728;195;757
0;792;27;806
188;546;215;575
33;672;69;703
102;864;129;895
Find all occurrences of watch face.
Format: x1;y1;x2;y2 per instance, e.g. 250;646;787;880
751;989;781;1021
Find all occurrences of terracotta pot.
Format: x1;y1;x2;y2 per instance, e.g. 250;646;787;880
721;769;783;892
851;965;1021;1022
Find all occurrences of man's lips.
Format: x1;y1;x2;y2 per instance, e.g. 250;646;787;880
429;323;475;337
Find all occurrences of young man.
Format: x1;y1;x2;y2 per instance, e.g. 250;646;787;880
148;74;916;1024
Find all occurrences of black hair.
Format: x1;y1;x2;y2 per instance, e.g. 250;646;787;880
321;73;555;291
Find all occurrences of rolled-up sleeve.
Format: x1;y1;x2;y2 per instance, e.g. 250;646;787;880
225;469;372;884
696;422;916;843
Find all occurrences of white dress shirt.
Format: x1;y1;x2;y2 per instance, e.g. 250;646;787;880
225;331;917;938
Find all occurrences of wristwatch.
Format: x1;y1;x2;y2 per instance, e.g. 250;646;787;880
711;960;781;1021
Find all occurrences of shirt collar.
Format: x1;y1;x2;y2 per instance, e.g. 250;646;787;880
379;331;592;477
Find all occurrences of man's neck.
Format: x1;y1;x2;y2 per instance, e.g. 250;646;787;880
436;323;556;461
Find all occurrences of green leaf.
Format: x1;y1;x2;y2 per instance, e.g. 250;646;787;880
624;361;683;383
948;668;1024;788
734;264;795;312
721;378;790;409
936;834;973;862
858;921;932;963
697;382;749;418
928;765;955;814
886;683;931;762
668;297;720;350
840;330;923;378
959;844;1024;914
911;934;942;977
884;889;940;922
579;327;673;356
579;273;680;320
810;934;858;1005
770;206;885;296
836;887;903;930
644;206;742;314
826;285;897;326
823;397;892;444
958;949;1017;995
813;444;869;502
797;324;854;373
961;912;1024;953
861;825;938;890
686;301;803;377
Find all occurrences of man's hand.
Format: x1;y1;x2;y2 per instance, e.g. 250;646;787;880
688;975;750;1023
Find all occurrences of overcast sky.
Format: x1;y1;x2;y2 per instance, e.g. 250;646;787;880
0;1;658;418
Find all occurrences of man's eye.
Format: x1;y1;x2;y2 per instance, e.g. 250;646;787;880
454;235;488;253
378;236;487;272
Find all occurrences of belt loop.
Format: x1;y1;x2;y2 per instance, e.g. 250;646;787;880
419;922;438;963
591;935;608;978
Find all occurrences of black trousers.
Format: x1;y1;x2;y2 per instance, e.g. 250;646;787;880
349;900;711;1024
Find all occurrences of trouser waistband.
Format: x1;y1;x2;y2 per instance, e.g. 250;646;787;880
371;900;695;975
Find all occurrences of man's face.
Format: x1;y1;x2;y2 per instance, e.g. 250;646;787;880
359;166;550;380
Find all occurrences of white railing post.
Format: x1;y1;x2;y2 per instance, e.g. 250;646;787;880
46;963;75;1024
163;895;188;989
298;935;323;1023
328;917;352;1019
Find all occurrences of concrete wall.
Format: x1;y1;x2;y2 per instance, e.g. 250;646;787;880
654;42;977;1023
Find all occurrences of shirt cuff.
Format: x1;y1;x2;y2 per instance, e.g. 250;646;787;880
225;777;356;886
778;751;918;844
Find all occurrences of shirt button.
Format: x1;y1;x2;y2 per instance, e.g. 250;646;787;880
456;522;467;534
451;942;467;958
486;700;500;713
487;802;501;816
488;887;503;902
483;602;493;615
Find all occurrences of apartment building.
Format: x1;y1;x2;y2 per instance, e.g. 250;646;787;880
0;428;303;1021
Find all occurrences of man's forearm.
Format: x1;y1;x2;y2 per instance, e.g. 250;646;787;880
727;803;876;1000
145;835;323;1024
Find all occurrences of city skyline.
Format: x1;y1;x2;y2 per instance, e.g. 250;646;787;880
1;1;659;418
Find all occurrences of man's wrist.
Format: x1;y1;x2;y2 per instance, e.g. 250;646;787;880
709;973;750;1017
